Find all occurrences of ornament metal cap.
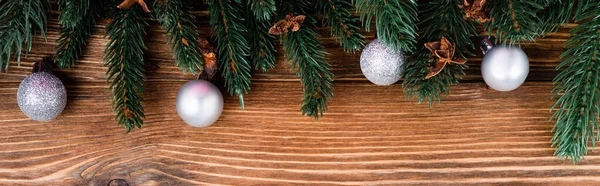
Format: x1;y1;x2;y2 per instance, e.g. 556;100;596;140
480;37;495;55
33;58;54;74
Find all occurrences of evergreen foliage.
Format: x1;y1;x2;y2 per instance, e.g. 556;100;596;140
154;0;204;74
247;0;277;72
55;0;103;69
0;0;49;70
354;0;418;51
403;0;477;106
208;0;252;109
484;0;545;45
104;5;148;132
317;0;365;53
278;0;334;118
551;0;600;164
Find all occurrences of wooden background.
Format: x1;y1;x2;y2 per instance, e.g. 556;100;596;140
0;5;599;186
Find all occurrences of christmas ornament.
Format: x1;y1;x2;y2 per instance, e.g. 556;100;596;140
360;39;405;86
176;80;224;128
17;61;67;121
424;37;467;79
480;37;529;91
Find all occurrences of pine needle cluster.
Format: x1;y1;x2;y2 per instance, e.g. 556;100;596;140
317;0;365;53
354;0;418;51
154;0;204;74
247;0;277;72
403;0;477;106
207;0;252;109
104;5;148;132
278;0;334;118
551;0;600;164
55;0;103;69
484;0;545;45
0;0;49;70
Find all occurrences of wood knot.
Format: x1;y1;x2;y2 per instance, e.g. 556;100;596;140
108;179;129;186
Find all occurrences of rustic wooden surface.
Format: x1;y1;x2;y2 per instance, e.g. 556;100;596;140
0;6;598;186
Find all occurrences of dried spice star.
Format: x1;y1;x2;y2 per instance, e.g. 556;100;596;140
460;0;490;23
269;14;306;35
198;38;218;80
118;0;151;13
424;37;467;79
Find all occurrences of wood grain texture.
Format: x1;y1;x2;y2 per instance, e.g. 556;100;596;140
0;4;595;186
1;82;599;185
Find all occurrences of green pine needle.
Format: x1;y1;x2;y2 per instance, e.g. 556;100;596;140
0;0;49;70
354;0;418;51
551;0;600;164
278;0;334;119
154;0;204;74
104;6;148;132
537;0;573;35
208;0;252;109
485;0;545;45
55;0;103;69
317;0;365;53
403;0;477;106
247;0;277;72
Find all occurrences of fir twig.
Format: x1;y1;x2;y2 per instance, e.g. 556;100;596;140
278;0;334;118
154;0;204;74
55;0;103;69
0;0;49;70
208;0;252;109
317;0;365;53
247;0;277;72
485;0;545;45
403;0;477;106
354;0;418;51
537;0;574;35
551;0;600;164
104;6;148;132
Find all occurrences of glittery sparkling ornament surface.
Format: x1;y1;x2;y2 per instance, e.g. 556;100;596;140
17;72;67;121
481;46;529;91
176;80;224;128
360;39;405;86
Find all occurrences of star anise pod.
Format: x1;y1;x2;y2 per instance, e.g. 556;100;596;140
269;14;306;35
118;0;151;13
198;38;218;80
424;37;467;79
460;0;490;23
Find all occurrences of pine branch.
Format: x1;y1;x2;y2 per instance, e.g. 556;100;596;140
485;0;545;45
403;0;477;106
317;0;365;53
278;0;334;118
247;0;276;72
54;0;103;69
208;0;252;109
354;0;418;51
154;0;204;74
104;6;148;132
0;0;49;70
537;0;574;35
551;0;600;164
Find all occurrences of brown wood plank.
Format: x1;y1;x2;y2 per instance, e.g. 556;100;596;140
0;81;597;185
0;11;572;83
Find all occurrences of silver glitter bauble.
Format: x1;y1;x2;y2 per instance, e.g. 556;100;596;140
360;39;405;86
17;72;67;121
481;46;529;91
176;80;224;128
